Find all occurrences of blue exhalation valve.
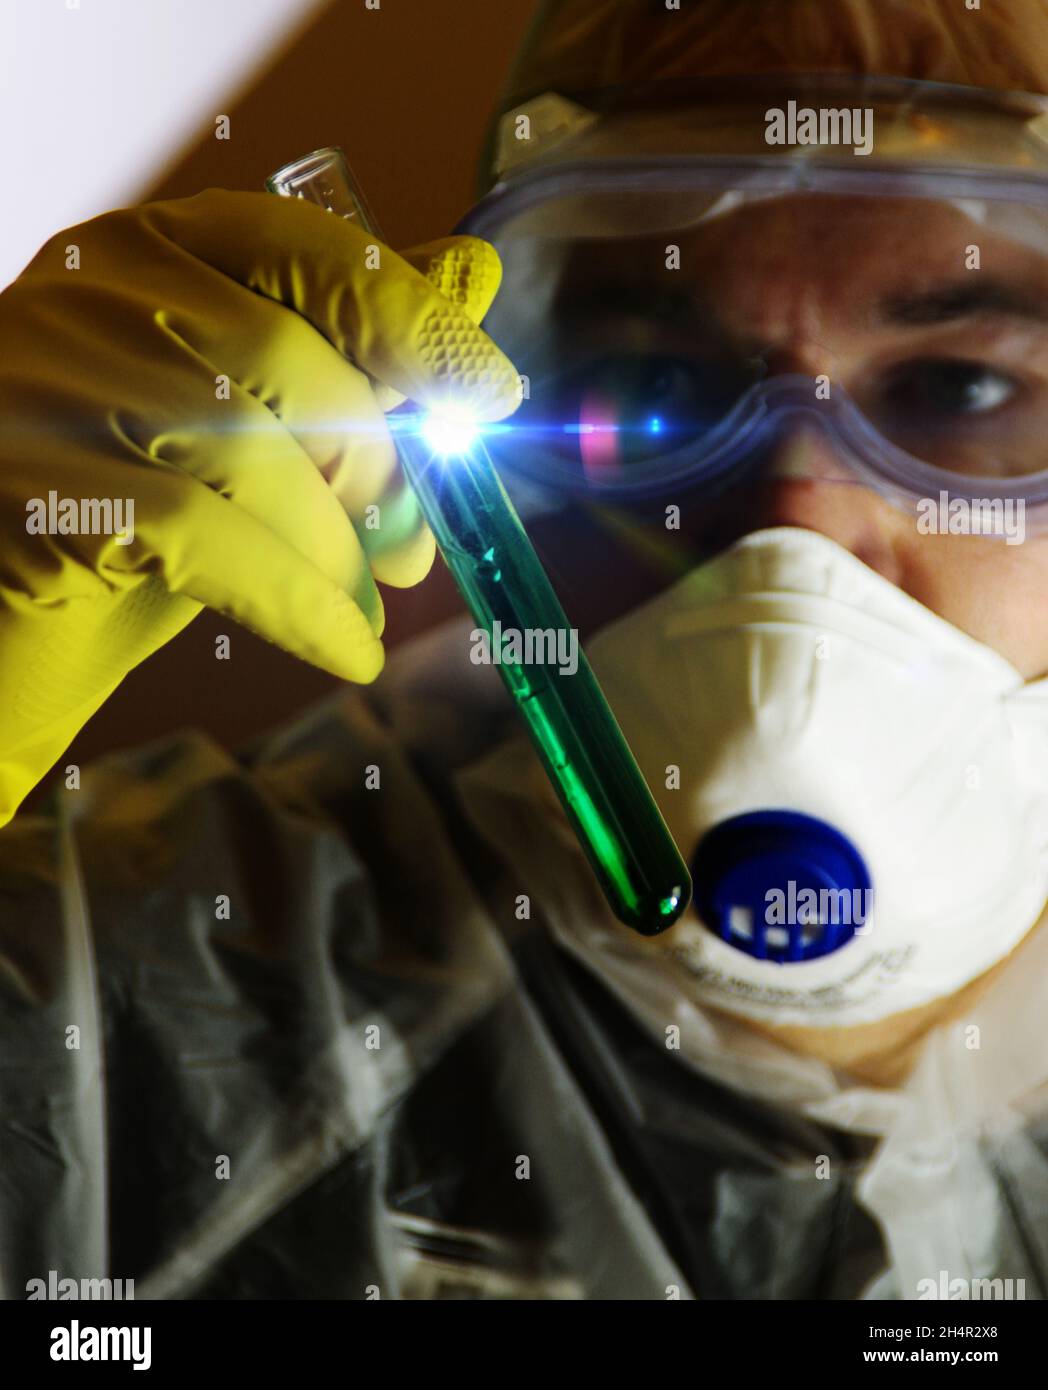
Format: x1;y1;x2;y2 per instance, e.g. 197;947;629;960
691;810;873;963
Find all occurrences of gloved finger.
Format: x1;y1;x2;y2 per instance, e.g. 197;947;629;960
141;191;522;422
154;286;435;591
132;222;508;589
12;434;388;679
150;373;389;638
3;329;389;639
368;234;513;413
125;462;386;683
328;236;512;584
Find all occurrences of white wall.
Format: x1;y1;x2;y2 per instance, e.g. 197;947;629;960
0;0;327;288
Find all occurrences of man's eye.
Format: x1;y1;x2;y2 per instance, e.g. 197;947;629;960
879;360;1018;419
553;355;755;437
573;356;705;419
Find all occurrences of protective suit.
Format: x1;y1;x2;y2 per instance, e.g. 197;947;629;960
4;0;1048;1302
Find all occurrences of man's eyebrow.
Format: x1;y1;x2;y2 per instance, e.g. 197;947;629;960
557;277;1048;329
880;280;1048;327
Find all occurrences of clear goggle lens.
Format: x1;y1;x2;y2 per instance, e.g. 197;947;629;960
465;177;1048;514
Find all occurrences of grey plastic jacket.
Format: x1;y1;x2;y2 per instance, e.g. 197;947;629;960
2;617;1046;1301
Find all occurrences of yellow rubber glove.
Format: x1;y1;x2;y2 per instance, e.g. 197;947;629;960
0;189;521;827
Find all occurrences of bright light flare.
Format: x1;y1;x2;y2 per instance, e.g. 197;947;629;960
420;409;481;456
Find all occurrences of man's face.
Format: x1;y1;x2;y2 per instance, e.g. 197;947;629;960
518;194;1048;677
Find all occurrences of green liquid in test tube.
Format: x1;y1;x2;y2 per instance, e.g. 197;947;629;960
266;146;691;934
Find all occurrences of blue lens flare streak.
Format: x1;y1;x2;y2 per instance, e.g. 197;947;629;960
385;412;684;472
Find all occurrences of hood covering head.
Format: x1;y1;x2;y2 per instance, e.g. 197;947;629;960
504;0;1048;103
479;0;1048;187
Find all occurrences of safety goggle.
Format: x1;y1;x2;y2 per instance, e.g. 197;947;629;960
458;79;1048;533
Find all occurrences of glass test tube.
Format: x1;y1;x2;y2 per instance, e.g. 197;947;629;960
266;147;691;934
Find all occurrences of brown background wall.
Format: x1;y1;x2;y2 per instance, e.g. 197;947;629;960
35;0;538;801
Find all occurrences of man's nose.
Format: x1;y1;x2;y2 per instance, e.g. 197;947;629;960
747;424;913;584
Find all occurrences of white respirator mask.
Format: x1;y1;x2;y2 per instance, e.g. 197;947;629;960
576;527;1048;1028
